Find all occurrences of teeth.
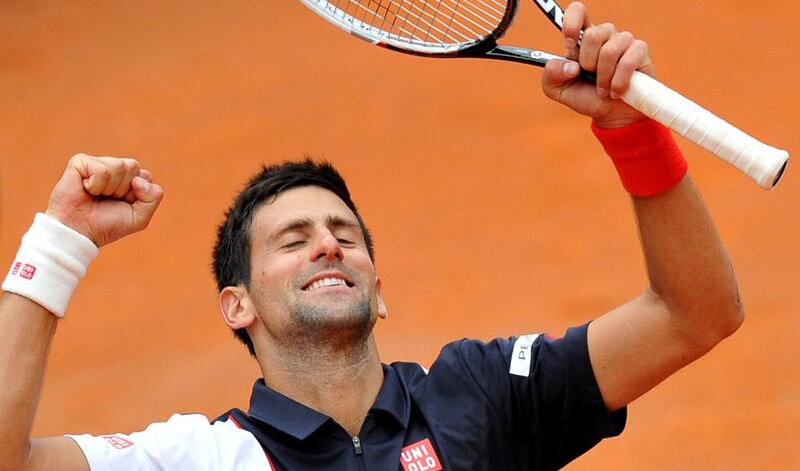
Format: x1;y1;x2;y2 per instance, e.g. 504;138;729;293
305;277;348;292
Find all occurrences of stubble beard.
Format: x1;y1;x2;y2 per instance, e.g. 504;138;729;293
284;293;377;352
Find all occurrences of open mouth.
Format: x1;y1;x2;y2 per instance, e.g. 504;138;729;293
302;276;354;292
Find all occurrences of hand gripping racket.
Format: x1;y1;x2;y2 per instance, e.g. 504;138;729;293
298;0;789;190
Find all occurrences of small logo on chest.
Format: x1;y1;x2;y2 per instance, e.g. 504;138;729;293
400;438;442;471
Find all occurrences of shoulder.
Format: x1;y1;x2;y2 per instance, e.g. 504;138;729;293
432;334;546;377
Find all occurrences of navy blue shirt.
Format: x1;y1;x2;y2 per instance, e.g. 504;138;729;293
217;323;626;470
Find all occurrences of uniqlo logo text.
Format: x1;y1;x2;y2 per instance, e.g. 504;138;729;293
10;262;21;276
20;264;36;280
400;438;442;471
101;435;134;450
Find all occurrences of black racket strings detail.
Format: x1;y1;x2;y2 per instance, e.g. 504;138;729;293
329;0;511;47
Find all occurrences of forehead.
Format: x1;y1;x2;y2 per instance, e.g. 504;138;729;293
252;185;358;234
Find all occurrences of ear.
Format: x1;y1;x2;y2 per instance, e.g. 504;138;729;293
219;285;258;329
375;276;388;320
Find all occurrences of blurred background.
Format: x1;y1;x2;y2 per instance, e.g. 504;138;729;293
1;1;797;469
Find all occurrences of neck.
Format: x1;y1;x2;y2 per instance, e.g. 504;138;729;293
257;334;384;436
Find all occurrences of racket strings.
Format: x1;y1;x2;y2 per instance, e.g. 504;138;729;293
329;0;509;47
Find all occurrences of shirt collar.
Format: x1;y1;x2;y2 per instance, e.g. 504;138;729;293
370;364;410;429
247;379;330;440
246;364;410;440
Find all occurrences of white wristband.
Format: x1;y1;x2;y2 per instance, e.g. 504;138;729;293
2;213;99;317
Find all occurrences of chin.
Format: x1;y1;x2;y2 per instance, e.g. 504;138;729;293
290;299;376;338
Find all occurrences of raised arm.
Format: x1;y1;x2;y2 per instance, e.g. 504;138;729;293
541;2;743;412
0;154;164;471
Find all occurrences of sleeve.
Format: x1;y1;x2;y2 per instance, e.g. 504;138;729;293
66;413;272;471
430;322;625;470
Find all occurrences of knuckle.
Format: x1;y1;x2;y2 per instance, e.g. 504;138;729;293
109;159;126;172
631;39;648;52
122;157;141;171
583;27;602;42
618;31;634;42
69;153;87;165
615;61;634;76
599;43;619;60
610;78;630;96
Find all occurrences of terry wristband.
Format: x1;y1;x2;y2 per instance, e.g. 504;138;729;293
2;213;98;317
591;118;688;197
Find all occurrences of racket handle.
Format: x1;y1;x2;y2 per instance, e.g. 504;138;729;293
621;71;788;190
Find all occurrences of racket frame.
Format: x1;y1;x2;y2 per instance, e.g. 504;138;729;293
298;0;519;56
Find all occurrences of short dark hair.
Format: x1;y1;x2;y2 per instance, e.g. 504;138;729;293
212;159;374;357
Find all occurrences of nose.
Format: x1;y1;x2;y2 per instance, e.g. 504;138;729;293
310;231;344;263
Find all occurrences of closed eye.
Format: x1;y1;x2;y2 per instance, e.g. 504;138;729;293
282;240;306;249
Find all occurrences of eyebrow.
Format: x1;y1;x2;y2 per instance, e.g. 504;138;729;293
271;215;360;240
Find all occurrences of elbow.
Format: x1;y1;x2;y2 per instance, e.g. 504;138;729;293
720;293;745;339
714;278;745;340
693;289;745;351
656;282;745;352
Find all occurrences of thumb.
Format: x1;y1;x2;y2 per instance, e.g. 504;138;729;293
541;59;581;102
130;176;165;232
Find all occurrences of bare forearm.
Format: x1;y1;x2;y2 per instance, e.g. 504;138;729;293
0;293;58;468
633;175;743;347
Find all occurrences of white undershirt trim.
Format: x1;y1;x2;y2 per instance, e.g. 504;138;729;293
68;413;272;471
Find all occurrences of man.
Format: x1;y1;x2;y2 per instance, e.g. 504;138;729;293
0;3;743;470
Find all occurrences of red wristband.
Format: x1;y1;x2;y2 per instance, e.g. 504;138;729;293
591;118;688;197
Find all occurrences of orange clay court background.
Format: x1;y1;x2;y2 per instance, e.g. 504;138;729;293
1;1;798;470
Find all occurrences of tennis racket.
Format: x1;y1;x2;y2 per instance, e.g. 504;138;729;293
298;0;789;190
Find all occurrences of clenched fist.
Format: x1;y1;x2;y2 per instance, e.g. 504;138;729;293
45;154;165;247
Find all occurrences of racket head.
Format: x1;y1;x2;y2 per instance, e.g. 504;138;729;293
298;0;519;57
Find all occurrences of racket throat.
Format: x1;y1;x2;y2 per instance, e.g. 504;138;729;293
472;42;596;81
470;41;572;72
476;43;553;67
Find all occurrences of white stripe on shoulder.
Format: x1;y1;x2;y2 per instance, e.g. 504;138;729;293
509;334;540;377
217;418;275;471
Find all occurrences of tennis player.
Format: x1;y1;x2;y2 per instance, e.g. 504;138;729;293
0;3;743;470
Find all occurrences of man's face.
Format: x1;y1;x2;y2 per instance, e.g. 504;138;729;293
245;185;386;345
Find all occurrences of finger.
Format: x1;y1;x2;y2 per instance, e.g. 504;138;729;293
541;59;582;102
579;22;616;76
68;153;98;180
130;176;165;233
94;159;123;196
80;159;113;196
610;39;654;99
123;168;153;203
91;157;135;197
138;168;154;183
562;2;590;60
110;158;141;199
595;31;634;99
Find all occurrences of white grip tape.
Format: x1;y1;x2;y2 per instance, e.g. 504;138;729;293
622;71;789;190
2;213;99;317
